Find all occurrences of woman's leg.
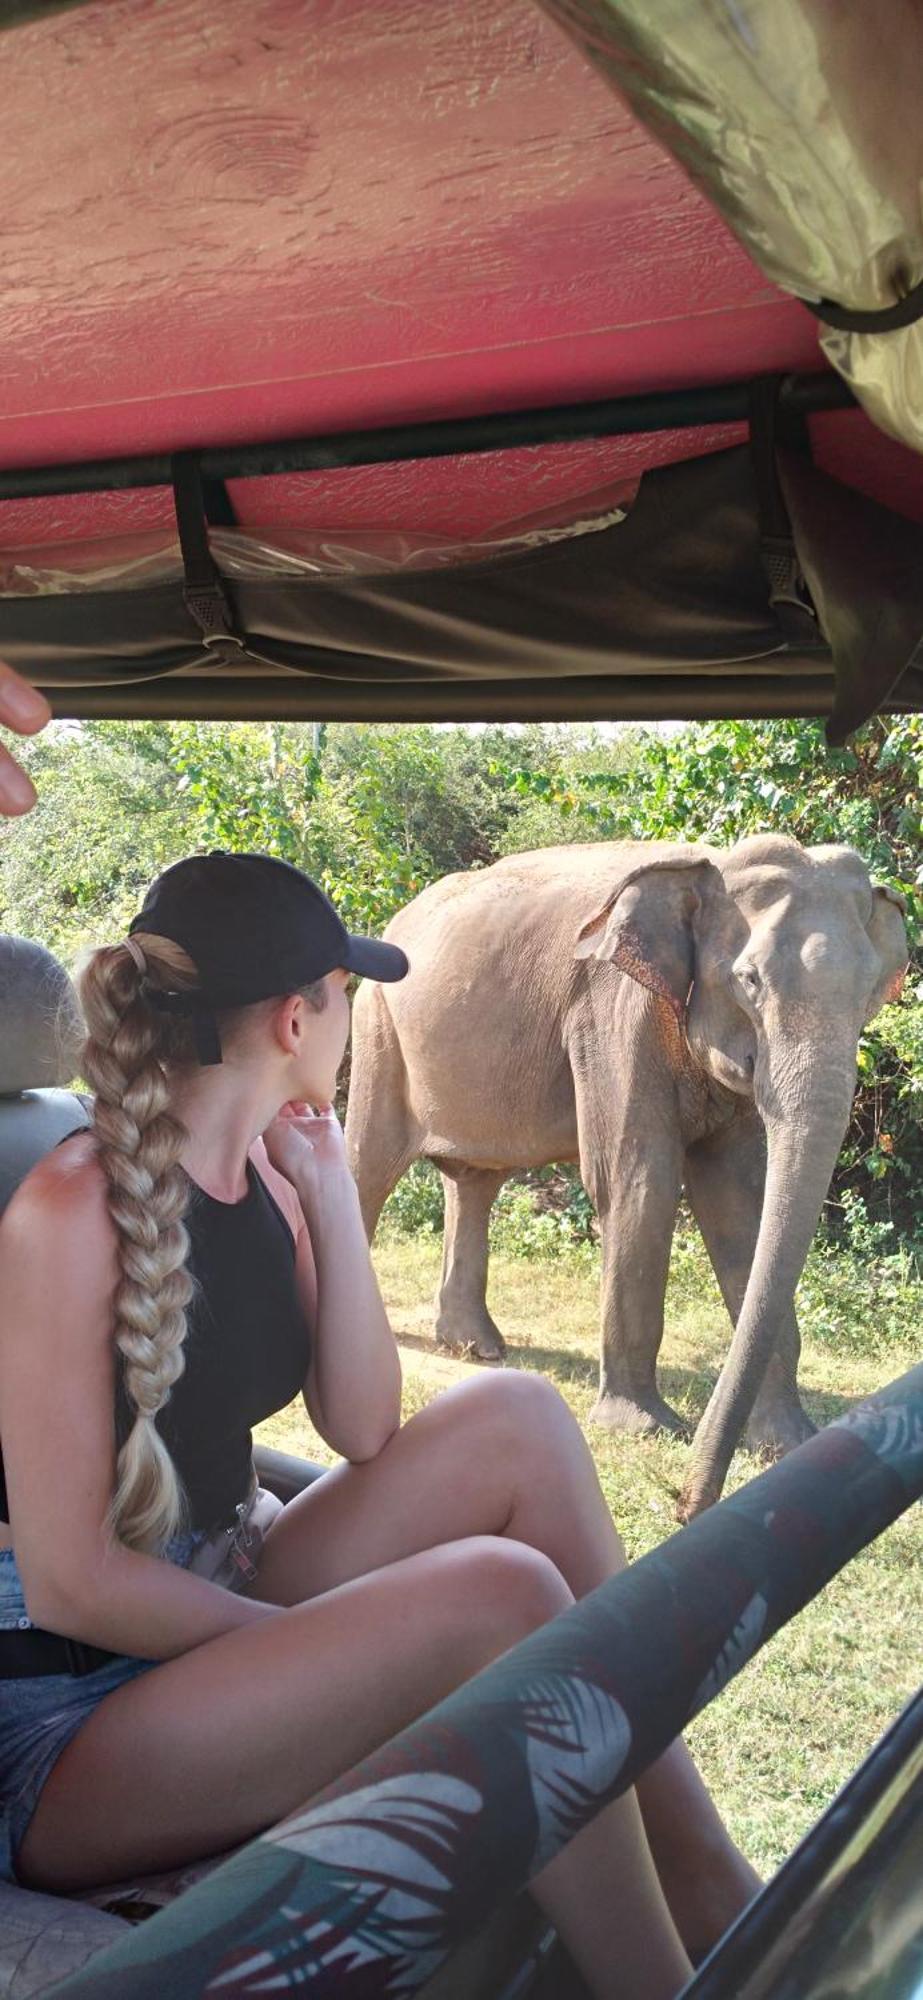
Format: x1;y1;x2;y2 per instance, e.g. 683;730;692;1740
18;1534;688;2000
253;1370;760;1954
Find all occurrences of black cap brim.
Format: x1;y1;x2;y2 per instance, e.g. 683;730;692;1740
343;936;409;983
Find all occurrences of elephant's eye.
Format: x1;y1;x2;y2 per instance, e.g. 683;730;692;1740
734;962;762;1001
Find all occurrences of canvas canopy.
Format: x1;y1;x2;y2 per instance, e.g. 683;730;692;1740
1;0;922;734
543;0;923;457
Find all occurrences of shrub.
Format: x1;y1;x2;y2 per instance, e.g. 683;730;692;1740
379;1159;599;1266
380;1160;445;1238
489;1173;598;1269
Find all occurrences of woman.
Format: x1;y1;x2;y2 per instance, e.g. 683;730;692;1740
0;849;758;1999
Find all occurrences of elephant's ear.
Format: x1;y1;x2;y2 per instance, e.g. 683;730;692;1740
574;852;724;1022
864;884;909;1020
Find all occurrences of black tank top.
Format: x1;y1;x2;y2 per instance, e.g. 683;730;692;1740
0;1152;311;1536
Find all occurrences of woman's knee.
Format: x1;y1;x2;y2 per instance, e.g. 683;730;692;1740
451;1535;573;1658
446;1374;626;1572
455;1367;585;1470
449;1364;561;1427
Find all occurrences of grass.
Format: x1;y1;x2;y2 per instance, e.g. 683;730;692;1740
254;1230;922;1880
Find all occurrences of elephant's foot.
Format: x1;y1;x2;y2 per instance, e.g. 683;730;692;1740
591;1387;690;1440
745;1400;816;1458
435;1308;507;1365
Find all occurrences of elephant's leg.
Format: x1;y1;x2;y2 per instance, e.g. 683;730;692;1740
434;1165;507;1363
683;1110;816;1455
573;1064;688;1438
590;1156;688;1437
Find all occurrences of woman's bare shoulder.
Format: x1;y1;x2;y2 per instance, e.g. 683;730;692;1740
0;1137;120;1340
1;1131;114;1260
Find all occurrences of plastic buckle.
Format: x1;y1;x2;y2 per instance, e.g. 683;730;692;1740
762;541;814;612
227;1499;259;1584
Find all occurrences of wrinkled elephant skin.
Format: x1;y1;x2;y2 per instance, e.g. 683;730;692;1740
345;837;907;1508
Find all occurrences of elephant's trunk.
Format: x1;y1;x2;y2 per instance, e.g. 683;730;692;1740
679;1037;858;1519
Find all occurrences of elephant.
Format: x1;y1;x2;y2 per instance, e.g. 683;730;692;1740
344;836;908;1517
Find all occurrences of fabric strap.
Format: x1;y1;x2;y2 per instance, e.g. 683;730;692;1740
747;377;820;649
171;452;244;656
803;274;923;334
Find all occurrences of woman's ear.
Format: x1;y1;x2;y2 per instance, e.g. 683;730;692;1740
268;992;303;1056
864;884;909;1020
574;854;723;1022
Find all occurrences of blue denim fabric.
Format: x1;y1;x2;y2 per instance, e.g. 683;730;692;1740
0;1529;208;1884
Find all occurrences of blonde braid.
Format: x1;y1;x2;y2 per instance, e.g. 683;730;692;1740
76;933;201;1554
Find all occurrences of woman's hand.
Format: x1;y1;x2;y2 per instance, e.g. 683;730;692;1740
262;1102;351;1194
0;663;51;815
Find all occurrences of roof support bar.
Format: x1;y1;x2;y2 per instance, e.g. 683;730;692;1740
0;371;854;502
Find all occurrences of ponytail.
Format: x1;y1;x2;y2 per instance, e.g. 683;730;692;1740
76;934;200;1553
76;927;330;1553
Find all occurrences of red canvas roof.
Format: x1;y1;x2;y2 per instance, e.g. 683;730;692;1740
2;0;922;551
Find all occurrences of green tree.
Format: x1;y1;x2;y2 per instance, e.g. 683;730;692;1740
0;721;193;959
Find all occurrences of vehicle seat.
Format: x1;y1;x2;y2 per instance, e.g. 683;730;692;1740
0;935;90;1217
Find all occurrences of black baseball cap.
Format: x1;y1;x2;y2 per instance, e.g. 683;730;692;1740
129;850;408;1063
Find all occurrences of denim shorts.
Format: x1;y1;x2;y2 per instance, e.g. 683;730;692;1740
0;1529;208;1885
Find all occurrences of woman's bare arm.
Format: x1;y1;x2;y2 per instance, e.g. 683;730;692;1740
0;1146;282;1659
295;1164;402;1462
261;1109;402;1463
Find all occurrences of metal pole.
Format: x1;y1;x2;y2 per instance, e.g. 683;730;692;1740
0;372;854;503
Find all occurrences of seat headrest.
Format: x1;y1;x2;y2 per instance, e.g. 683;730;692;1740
0;936;85;1094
